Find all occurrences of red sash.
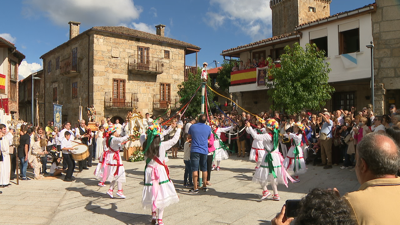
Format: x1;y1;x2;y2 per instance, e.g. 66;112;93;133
153;156;170;180
109;147;122;176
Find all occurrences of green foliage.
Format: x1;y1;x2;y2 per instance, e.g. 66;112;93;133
267;42;335;115
216;60;236;92
128;151;144;162
177;68;215;118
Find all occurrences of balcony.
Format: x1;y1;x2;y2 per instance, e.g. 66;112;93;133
184;66;198;82
230;68;257;86
128;55;163;75
60;56;79;77
104;93;138;109
153;96;179;110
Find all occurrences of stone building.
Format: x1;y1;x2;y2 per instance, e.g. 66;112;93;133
271;0;331;36
18;70;44;126
41;22;200;125
371;0;400;115
0;37;25;116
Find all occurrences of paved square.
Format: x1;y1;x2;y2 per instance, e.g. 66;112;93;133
0;153;359;225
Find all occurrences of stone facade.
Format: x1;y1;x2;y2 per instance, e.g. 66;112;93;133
371;0;400;115
271;0;331;36
42;26;196;125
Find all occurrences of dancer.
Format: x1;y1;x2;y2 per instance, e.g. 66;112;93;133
211;120;231;171
95;126;105;160
94;125;129;198
142;122;182;225
246;119;291;201
248;119;266;169
283;122;308;182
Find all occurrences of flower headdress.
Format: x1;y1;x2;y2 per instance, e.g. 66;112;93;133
143;122;162;154
266;119;280;150
256;116;266;124
294;122;305;131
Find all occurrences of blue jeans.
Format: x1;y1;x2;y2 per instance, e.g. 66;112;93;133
184;160;193;185
19;157;28;178
190;152;208;172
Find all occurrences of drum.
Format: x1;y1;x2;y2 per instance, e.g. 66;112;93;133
71;144;89;161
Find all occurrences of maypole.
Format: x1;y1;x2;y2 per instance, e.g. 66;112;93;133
199;62;208;187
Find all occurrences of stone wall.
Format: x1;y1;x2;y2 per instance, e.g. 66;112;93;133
372;0;400;115
43;35;90;125
234;90;272;114
271;0;331;37
92;33;185;122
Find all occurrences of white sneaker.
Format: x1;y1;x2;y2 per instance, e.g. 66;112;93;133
261;190;271;200
216;166;220;171
107;189;113;198
116;191;126;199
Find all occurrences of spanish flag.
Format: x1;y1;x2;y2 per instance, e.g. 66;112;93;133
0;74;5;90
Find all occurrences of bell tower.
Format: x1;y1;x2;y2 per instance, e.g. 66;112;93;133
270;0;331;36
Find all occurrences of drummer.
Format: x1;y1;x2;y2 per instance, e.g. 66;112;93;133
59;122;75;171
75;120;90;171
61;132;75;182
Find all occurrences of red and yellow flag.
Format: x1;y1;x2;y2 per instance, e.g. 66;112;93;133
0;74;5;90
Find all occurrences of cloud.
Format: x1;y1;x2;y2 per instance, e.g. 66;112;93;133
0;33;16;44
21;45;27;49
150;7;157;17
206;0;272;40
131;22;156;34
23;0;142;26
18;60;42;79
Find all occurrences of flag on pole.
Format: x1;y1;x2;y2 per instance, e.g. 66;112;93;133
0;74;6;94
54;104;63;130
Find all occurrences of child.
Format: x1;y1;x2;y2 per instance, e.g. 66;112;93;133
142;122;182;225
248;121;266;169
183;138;193;187
94;126;129;198
283;122;308;182
49;157;63;176
211;120;232;171
246;119;291;201
207;130;215;185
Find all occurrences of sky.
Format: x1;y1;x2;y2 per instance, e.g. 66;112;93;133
0;0;372;79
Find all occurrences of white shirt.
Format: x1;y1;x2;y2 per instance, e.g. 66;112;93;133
61;138;73;154
183;142;191;161
50;162;59;174
184;123;192;134
373;124;385;133
5;132;13;146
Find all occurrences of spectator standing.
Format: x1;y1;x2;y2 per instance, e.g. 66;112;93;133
342;133;400;225
183;139;193;187
61;132;75;182
0;124;11;186
318;112;333;169
6;127;16;180
236;120;246;157
188;114;211;193
390;104;397;115
18;126;31;180
372;116;385;133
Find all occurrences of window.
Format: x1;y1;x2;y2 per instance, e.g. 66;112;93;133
56;56;60;70
164;50;170;59
309;7;316;12
47;60;52;74
252;50;266;63
53;87;57;102
9;82;17;100
10;61;16;80
113;79;126;107
72;82;78;99
137;46;150;70
333;92;356;111
160;83;171;108
72;47;78;71
311;36;328;57
270;48;285;61
339;28;360;54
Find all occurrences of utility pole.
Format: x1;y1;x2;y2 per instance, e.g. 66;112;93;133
366;42;375;112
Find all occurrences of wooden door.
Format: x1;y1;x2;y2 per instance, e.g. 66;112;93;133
137;46;150;70
113;79;126;107
160;83;171;109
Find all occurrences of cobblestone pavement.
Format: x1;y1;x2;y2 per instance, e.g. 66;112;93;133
0;152;359;225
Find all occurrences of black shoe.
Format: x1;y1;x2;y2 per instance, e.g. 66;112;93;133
317;163;326;166
79;169;83;172
64;178;73;182
83;167;89;170
202;187;208;192
323;165;332;169
189;189;199;194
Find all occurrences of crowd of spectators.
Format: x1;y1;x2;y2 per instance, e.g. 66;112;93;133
231;56;270;72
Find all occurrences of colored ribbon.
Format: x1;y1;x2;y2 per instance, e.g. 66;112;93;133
148;164;160;212
292;141;302;172
273;129;279;150
264;150;277;179
109;147;122;176
211;128;233;153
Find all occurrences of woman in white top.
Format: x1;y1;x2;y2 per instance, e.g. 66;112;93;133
95;126;105;160
0;125;10;186
211;120;232;171
283;122;307;182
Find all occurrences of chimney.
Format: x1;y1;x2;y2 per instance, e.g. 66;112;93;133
68;21;81;40
155;24;166;37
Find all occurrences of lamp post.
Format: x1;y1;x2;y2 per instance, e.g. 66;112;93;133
366;41;374;112
31;73;41;126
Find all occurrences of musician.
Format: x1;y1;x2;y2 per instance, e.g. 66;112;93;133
59;122;75;171
5;127;16;180
75;120;90;171
61;132;75;182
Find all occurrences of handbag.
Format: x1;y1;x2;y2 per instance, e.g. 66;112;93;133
319;133;328;140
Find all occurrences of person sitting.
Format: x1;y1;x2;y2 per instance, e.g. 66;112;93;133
49;157;63;176
272;188;355;225
342;133;400;225
232;62;239;72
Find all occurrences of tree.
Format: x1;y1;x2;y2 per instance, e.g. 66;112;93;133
266;42;334;115
177;68;215;118
216;60;236;93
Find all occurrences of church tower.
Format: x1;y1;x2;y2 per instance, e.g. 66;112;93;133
270;0;331;36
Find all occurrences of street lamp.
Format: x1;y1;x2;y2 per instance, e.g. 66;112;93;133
366;41;374;112
31;73;41;126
